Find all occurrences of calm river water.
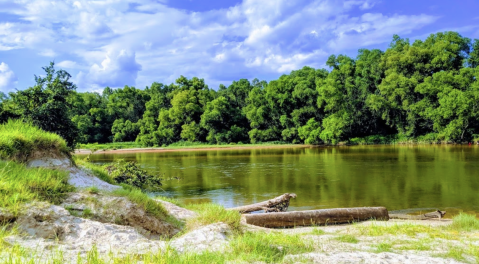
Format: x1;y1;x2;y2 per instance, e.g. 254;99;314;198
82;145;479;217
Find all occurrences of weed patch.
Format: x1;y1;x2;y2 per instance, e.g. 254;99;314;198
186;203;241;232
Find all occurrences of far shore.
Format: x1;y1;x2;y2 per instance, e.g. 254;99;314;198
75;144;314;155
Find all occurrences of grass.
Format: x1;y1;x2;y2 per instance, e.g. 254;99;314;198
111;186;183;229
374;242;393;252
311;227;326;235
0;119;70;162
186;203;242;232
0;161;74;215
449;213;479;231
76;142;142;151
70;234;312;264
334;234;359;243
355;222;443;237
396;238;433;251
112;186;168;220
228;232;314;263
74;158;115;185
155;196;184;207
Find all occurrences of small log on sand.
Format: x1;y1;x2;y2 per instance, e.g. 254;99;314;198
227;193;297;213
244;207;389;228
389;210;446;220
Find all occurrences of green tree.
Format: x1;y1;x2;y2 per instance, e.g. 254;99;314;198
9;62;79;147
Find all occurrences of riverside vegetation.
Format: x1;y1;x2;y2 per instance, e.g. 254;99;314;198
1;121;479;263
0;31;479;150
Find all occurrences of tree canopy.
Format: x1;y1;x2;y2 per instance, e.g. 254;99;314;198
2;31;478;147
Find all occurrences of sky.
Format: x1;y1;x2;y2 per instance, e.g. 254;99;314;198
0;0;478;93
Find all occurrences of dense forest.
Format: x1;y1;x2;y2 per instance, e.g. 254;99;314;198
1;31;479;148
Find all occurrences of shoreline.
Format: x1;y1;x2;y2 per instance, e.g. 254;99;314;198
74;144;313;155
74;142;479;155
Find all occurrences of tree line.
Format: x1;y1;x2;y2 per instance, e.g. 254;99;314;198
1;31;478;148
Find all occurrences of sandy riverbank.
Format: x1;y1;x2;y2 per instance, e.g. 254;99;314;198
75;144;313;155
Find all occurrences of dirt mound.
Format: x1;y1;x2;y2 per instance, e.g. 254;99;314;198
62;193;180;239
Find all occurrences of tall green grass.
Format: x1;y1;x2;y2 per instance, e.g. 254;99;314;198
186;203;242;232
112;186;168;219
0;119;70;161
450;213;479;231
0;161;74;215
75;158;115;184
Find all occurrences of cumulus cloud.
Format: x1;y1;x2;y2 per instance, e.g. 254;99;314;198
0;0;440;90
77;49;142;90
0;62;17;93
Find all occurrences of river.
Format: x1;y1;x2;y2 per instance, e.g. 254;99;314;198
81;145;479;217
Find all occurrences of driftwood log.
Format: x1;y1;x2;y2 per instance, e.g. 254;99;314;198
389;210;446;220
244;207;389;228
227;193;297;213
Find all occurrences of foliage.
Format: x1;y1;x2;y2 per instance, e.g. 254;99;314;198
105;160;163;191
5;62;79;148
2;32;479;146
0;119;69;161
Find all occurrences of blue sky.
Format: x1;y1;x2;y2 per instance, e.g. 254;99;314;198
0;0;478;93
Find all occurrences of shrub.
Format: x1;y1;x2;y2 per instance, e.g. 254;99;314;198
105;160;162;191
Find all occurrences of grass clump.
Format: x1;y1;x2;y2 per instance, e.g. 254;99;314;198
75;158;115;184
450;213;479;231
335;234;359;243
356;222;439;237
112;186;168;219
229;232;314;263
0;161;74;215
155;196;184;207
186;203;241;232
374;242;393;252
311;227;326;235
0;119;70;161
396;238;433;251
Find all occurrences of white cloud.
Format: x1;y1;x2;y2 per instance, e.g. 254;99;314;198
77;49;142;90
0;62;17;93
0;0;440;90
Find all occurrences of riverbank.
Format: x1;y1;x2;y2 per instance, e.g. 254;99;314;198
75;143;308;154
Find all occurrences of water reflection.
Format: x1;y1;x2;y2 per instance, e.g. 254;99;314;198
80;145;479;216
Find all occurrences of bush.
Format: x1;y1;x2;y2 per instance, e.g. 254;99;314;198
105;160;163;191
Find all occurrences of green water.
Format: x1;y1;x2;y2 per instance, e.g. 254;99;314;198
82;145;479;216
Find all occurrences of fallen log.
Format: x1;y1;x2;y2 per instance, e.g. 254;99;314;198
389;210;446;220
228;193;297;213
244;207;389;228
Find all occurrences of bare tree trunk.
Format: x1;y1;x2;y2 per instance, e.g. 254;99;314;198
227;193;297;213
244;207;389;228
